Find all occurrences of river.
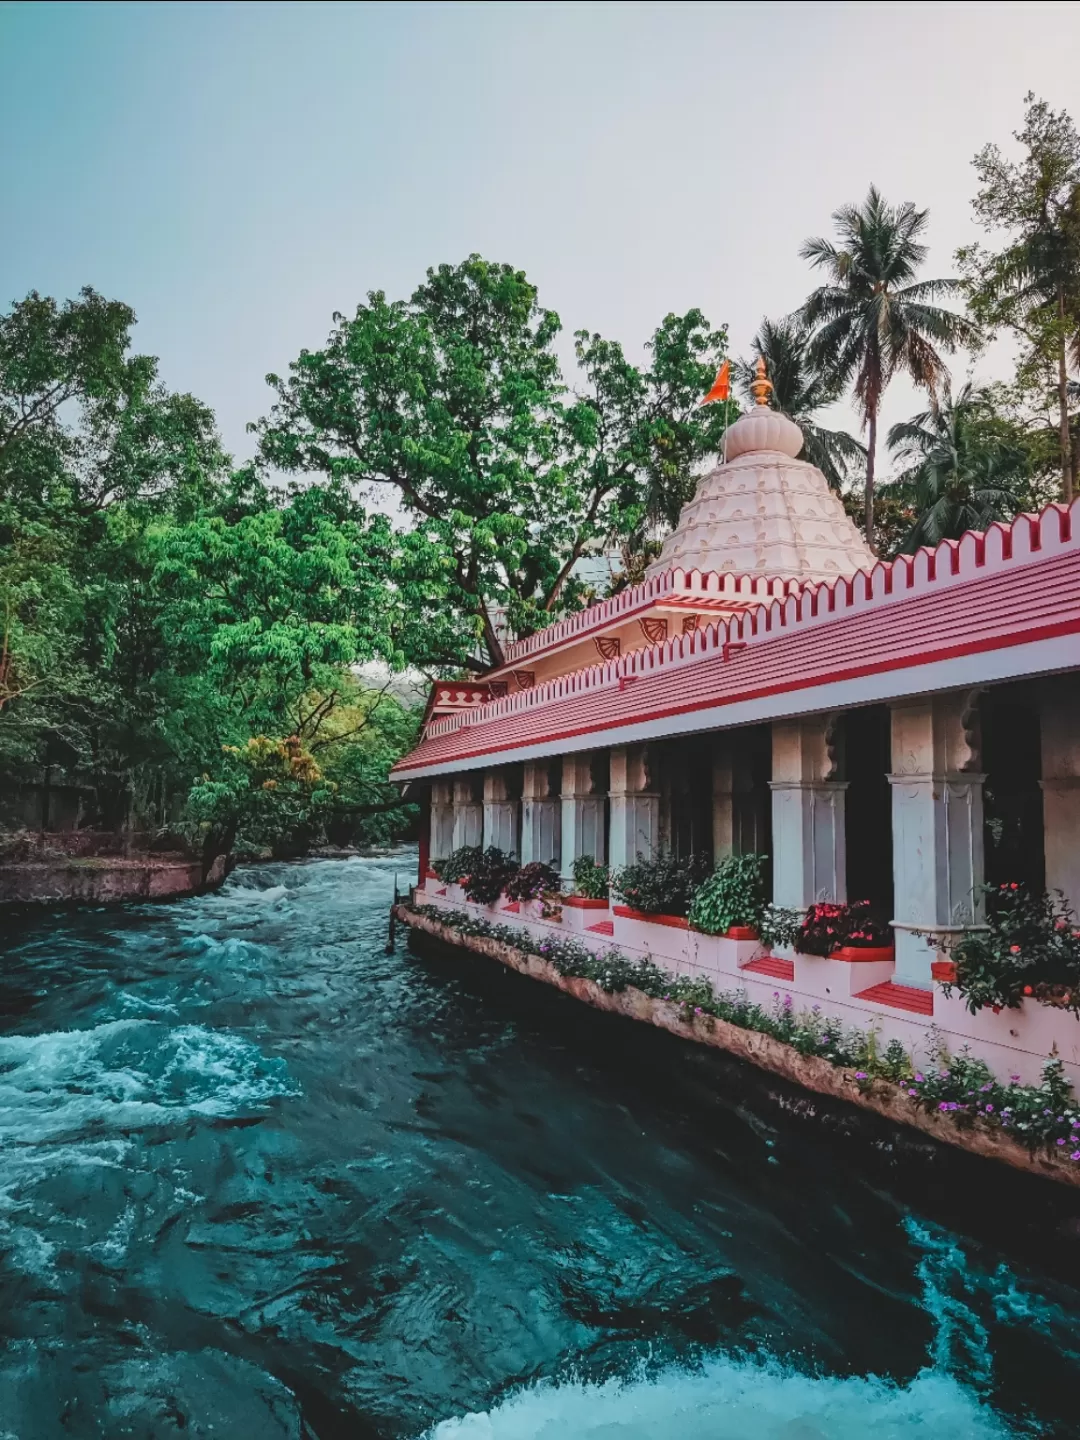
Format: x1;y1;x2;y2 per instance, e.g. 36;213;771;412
2;855;1080;1438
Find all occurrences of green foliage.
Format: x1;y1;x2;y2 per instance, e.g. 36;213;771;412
610;851;710;917
0;288;420;860
945;884;1080;1016
256;255;733;667
758;905;805;950
795;901;891;956
461;846;518;905
958;93;1080;500
887;382;1044;552
410;902;1080;1159
687;852;768;934
571;854;609;900
799;186;978;552
504;861;561;902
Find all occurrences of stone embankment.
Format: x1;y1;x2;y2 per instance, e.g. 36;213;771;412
397;903;1080;1190
0;833;228;906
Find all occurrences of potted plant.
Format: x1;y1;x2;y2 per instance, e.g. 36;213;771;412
796;900;893;962
563;855;610;908
461;847;518;905
941;883;1080;1016
687;853;768;938
505;860;562;918
611;852;711;925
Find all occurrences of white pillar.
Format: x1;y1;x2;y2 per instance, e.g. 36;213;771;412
890;694;986;987
521;760;561;868
1040;675;1080;911
560;752;606;885
483;770;520;855
430;780;455;862
608;745;660;870
769;716;846;909
452;776;483;850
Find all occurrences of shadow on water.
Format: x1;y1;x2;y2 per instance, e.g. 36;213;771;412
0;854;1079;1438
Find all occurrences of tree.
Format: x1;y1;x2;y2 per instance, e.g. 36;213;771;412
798;186;978;552
256;255;734;669
737;316;865;490
887;383;1028;552
958;94;1080;501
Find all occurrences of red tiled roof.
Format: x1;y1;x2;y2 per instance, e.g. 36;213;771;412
394;504;1080;779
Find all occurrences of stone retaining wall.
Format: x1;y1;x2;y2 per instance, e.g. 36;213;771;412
396;903;1080;1190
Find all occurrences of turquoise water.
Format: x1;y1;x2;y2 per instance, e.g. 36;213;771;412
1;855;1079;1437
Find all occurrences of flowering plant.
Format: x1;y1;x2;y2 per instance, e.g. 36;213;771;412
943;883;1080;1016
461;846;519;904
505;861;561;903
611;851;711;918
437;845;484;885
795;900;890;955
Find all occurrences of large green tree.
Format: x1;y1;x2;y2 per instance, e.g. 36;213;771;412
738;316;865;491
958;94;1080;501
256;255;734;668
798;187;978;553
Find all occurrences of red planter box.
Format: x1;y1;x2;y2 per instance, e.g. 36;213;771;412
724;925;760;941
562;895;610;910
931;959;958;983
613;905;688;930
832;945;895;964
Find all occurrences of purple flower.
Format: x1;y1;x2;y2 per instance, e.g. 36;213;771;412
908;1088;918;1097
939;1102;950;1110
1057;1138;1067;1146
1071;1151;1080;1161
985;1104;994;1113
1010;1074;1021;1083
855;1071;868;1080
915;1073;924;1083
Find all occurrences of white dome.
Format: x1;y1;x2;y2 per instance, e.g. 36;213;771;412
646;362;873;582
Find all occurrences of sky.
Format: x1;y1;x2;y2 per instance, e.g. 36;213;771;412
2;0;1079;476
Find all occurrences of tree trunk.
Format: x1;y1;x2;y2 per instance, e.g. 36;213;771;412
480;603;506;671
1058;290;1074;504
865;407;878;555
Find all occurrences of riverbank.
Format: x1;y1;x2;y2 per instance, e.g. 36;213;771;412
397;902;1080;1190
0;851;229;906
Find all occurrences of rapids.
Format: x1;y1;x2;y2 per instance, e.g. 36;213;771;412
1;855;1079;1438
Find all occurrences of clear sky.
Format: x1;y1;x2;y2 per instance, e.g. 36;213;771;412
2;0;1078;470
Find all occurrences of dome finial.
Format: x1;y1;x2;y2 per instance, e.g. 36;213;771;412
750;356;773;408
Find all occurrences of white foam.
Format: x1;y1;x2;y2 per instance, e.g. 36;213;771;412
424;1356;1011;1439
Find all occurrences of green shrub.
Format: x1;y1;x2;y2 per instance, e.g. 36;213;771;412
438;845;484;884
946;883;1080;1015
505;861;561;902
688;853;769;934
461;846;518;904
611;851;710;917
571;855;609;900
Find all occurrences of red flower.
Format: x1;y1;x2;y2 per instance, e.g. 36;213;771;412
1010;945;1021;954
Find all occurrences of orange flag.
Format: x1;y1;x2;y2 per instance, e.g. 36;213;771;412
699;359;730;406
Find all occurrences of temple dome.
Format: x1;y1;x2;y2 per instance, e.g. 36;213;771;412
646;359;873;582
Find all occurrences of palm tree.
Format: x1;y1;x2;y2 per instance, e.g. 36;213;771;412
738;317;865;491
887;383;1024;552
799;186;978;553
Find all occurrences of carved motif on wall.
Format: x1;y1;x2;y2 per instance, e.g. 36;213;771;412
512;670;536;689
595;636;621;661
639;617;668;644
823;712;842;781
681;614;700;635
958;688;985;772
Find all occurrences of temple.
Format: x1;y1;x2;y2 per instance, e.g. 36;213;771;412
393;368;1080;1087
